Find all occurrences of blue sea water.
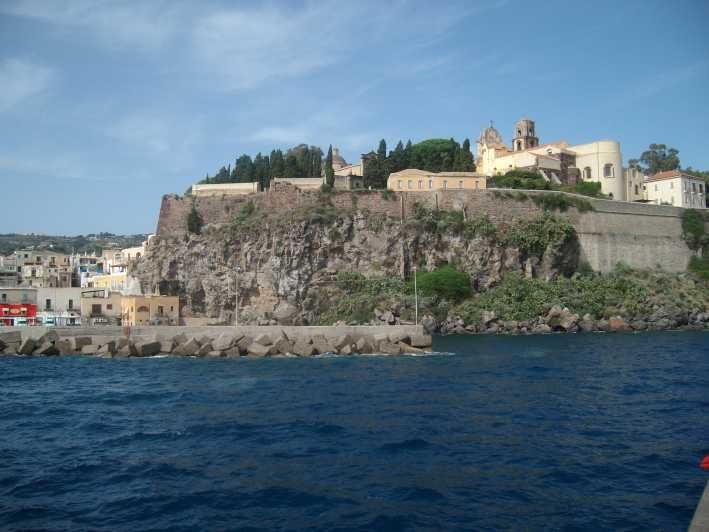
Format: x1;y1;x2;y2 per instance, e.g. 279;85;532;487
1;332;708;531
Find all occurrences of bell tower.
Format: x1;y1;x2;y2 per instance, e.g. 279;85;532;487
512;117;539;151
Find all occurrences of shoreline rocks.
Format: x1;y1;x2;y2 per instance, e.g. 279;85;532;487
436;306;709;336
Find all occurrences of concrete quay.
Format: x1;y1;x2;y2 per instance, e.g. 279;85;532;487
0;324;432;357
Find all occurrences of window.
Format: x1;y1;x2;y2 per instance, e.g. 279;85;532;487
701;184;705;193
45;299;51;310
418;180;423;189
68;299;73;310
655;184;658;192
91;304;102;315
137;306;149;312
603;164;614;178
397;180;402;189
516;140;521;151
443;180;448;189
692;183;696;192
106;304;112;310
475;181;479;190
1;294;5;302
584;167;592;180
158;305;164;315
459;180;463;189
407;180;412;189
428;179;433;189
634;185;638;195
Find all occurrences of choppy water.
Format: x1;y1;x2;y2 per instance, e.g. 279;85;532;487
1;331;708;531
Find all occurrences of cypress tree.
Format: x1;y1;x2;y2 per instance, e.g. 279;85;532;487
325;145;335;187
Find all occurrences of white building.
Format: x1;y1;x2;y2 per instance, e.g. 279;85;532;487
36;287;82;326
476;118;626;200
644;170;706;208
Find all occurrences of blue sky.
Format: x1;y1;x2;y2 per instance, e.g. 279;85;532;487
1;0;708;235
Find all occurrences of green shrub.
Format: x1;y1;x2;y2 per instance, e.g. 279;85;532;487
572;181;603;197
415;266;471;302
531;192;593;213
320;183;333;193
503;213;576;257
187;202;203;234
489;169;550;191
682;209;706;250
689;255;709;280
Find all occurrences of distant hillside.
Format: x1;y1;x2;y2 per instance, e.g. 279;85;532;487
0;233;149;255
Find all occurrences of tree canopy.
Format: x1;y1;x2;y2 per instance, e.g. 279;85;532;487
630;144;680;175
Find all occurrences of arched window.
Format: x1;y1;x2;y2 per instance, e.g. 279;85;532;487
137;306;149;312
603;164;614;178
583;167;592;180
516;140;522;150
517;129;521;136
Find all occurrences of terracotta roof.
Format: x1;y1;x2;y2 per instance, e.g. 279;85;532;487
646;169;704;182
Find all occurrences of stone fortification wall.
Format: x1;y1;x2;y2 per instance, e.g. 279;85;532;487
155;185;701;273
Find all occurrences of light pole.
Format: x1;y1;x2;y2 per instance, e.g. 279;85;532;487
413;265;418;325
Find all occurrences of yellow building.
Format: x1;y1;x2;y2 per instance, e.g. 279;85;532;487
387;168;486;192
121;295;180;326
90;272;127;291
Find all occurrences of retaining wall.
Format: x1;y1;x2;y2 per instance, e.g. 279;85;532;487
155;186;704;273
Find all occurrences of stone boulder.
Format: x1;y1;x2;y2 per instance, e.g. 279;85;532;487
421;317;437;334
579;314;596;333
253;333;272;346
355;336;373;354
273;337;293;355
291;340;316;357
531;323;552;334
608;316;632;332
546;306;579;331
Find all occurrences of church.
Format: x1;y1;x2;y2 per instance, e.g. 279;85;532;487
476;118;626;201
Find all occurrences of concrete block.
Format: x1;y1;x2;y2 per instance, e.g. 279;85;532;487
80;345;98;355
388;331;410;344
378;341;402;355
273;337;292;355
410;334;432;348
333;334;353;351
97;341;117;356
197;343;213;356
212;332;243;351
206;350;224;357
355;336;373;354
236;336;252;354
69;336;92;351
36;342;60;356
339;344;353;355
159;341;174;353
39;330;60;344
18;338;37;355
175;338;200;356
55;340;72;354
0;331;22;346
135;341;160;357
253;333;272;346
197;335;212;347
224;346;241;357
247;342;271;357
173;333;188;346
397;341;424;354
291;341;316;356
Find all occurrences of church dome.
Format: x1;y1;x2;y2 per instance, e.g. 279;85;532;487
478;124;504;147
331;147;347;170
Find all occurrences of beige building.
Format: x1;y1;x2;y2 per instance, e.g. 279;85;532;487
476;118;626;200
0;287;37;305
330;147;364;177
625;166;647;202
644;170;706;208
121;295;180;326
387;169;486;192
36;287;82;326
191;182;259;197
80;289;123;325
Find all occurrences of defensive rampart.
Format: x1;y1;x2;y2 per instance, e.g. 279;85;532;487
154;185;704;273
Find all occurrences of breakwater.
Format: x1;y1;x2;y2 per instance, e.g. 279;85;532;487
0;325;431;357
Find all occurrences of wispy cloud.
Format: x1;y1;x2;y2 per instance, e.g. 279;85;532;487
0;58;53;111
1;0;180;51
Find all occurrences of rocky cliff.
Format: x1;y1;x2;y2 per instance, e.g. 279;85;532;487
132;190;579;326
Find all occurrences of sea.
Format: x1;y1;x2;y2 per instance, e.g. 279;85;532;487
1;331;708;531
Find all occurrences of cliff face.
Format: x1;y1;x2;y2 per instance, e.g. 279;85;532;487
132;202;579;325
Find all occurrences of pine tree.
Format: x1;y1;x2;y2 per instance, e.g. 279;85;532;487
325;145;335;187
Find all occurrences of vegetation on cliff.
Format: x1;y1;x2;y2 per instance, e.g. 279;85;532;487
0;232;147;255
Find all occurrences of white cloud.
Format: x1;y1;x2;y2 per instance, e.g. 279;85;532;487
0;59;53;111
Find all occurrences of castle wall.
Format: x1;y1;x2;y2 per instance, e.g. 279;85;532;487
155;187;701;273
